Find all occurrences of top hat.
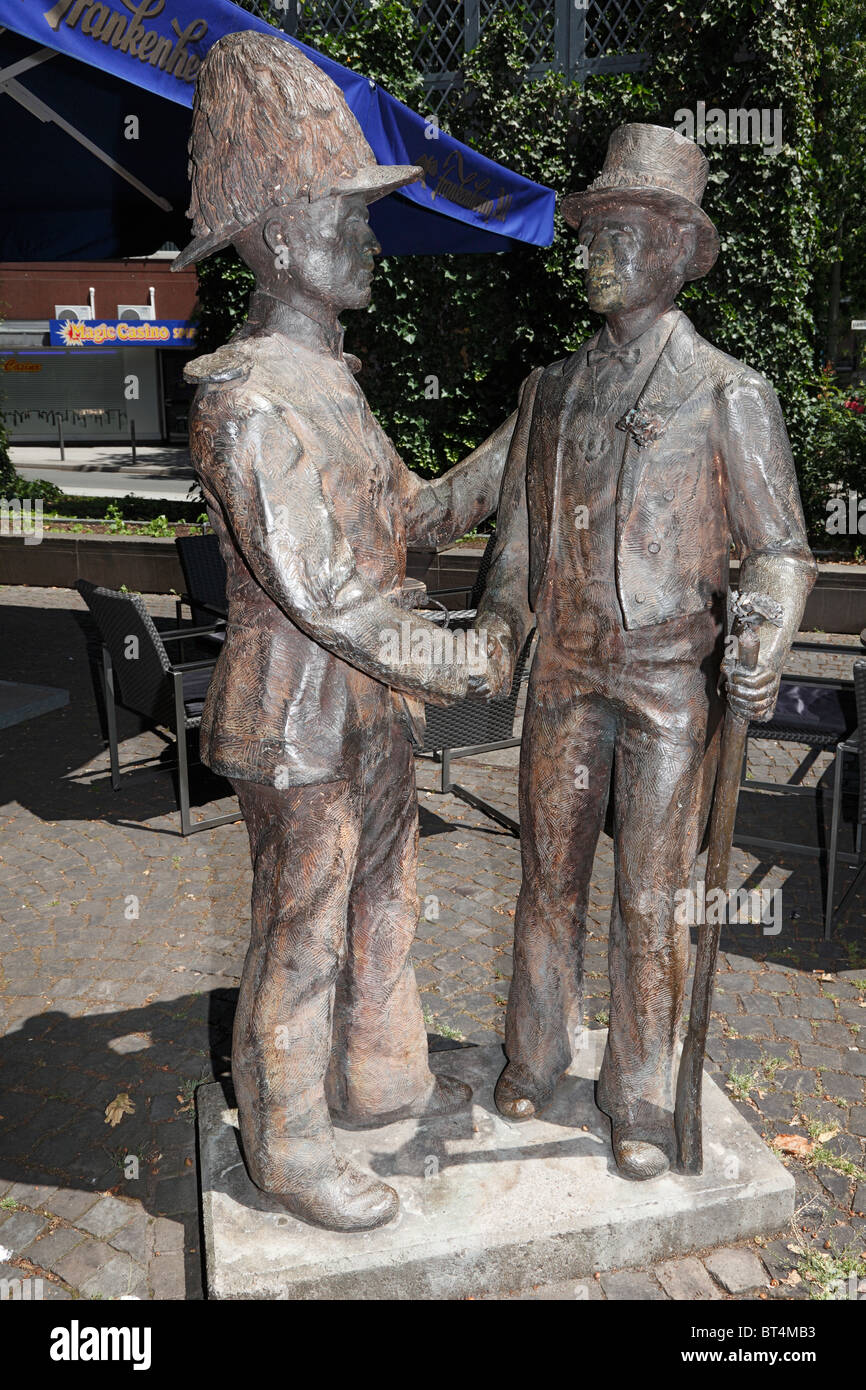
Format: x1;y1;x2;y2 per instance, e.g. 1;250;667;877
172;32;422;272
561;123;719;280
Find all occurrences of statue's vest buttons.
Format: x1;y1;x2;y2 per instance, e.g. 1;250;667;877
663;488;675;502
635;592;647;604
648;541;660;554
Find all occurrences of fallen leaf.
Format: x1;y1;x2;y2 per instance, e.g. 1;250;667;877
772;1134;815;1158
817;1128;839;1144
783;1270;802;1286
104;1092;135;1127
814;971;835;981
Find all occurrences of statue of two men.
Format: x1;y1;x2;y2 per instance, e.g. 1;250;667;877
175;34;815;1229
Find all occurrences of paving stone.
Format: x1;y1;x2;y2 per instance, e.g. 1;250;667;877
600;1270;668;1300
152;1175;197;1217
816;1167;852;1204
25;1227;85;1272
655;1257;724;1301
717;973;756;995
774;1068;820;1095
774;1019;814;1043
76;1194;135;1239
756;973;795;994
738;1015;775;1039
53;1237;117;1289
79;1252;147;1300
818;1073;864;1101
0;1211;48;1252
704;1247;769;1294
4;1180;58;1208
841;1050;866;1077
814;1022;859;1047
44;1189;100;1223
149;1251;186;1299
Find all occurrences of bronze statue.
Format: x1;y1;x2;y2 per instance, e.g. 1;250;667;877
173;32;515;1230
476;124;817;1180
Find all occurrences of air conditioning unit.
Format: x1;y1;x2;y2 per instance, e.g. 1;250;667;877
54;305;93;322
117;304;155;321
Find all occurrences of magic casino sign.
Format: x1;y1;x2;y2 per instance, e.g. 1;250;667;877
42;0;209;84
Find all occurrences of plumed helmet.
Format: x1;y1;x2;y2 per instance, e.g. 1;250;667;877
173;30;421;271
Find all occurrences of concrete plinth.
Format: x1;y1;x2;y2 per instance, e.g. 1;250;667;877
197;1035;793;1300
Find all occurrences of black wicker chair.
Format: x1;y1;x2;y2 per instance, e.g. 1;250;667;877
824;660;865;937
419;531;533;836
424;529;498;618
175;532;227;641
77;580;240;836
736;638;864;935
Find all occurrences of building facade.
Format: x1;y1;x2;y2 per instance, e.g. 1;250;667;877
0;254;198;444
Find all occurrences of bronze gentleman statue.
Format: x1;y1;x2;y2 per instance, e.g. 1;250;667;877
477;124;817;1180
173;32;515;1230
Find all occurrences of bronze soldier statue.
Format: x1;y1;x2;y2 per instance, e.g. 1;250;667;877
476;124;817;1180
173;32;514;1230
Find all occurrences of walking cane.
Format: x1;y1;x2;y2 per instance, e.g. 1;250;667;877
675;590;784;1174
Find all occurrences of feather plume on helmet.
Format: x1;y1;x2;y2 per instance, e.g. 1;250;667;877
173;31;421;271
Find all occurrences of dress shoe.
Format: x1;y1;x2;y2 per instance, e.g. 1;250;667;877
612;1128;670;1181
494;1061;555;1120
269;1155;398;1231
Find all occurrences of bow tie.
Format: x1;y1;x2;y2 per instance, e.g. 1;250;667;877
588;342;642;370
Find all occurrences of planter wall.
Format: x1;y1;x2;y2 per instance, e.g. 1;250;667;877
1;533;864;635
0;532;185;594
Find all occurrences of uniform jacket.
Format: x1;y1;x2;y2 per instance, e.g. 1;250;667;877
185;325;516;786
477;310;817;659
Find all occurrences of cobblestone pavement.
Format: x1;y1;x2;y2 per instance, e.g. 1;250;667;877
0;585;864;1302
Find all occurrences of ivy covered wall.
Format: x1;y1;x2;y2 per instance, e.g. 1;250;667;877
195;0;865;548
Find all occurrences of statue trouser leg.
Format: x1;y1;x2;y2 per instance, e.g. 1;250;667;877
230;720;469;1228
498;675;717;1176
498;691;617;1117
231;774;399;1230
326;725;445;1122
595;710;714;1173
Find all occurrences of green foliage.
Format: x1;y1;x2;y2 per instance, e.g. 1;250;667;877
197;0;866;545
104;502;129;534
44;494;206;524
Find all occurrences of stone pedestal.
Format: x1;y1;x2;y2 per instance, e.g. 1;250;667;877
197;1035;793;1300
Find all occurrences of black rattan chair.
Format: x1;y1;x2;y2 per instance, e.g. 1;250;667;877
175;533;227;640
425;530;497;618
736;638;864;934
420;629;534;836
77;580;239;836
824;660;865;937
417;532;533;835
